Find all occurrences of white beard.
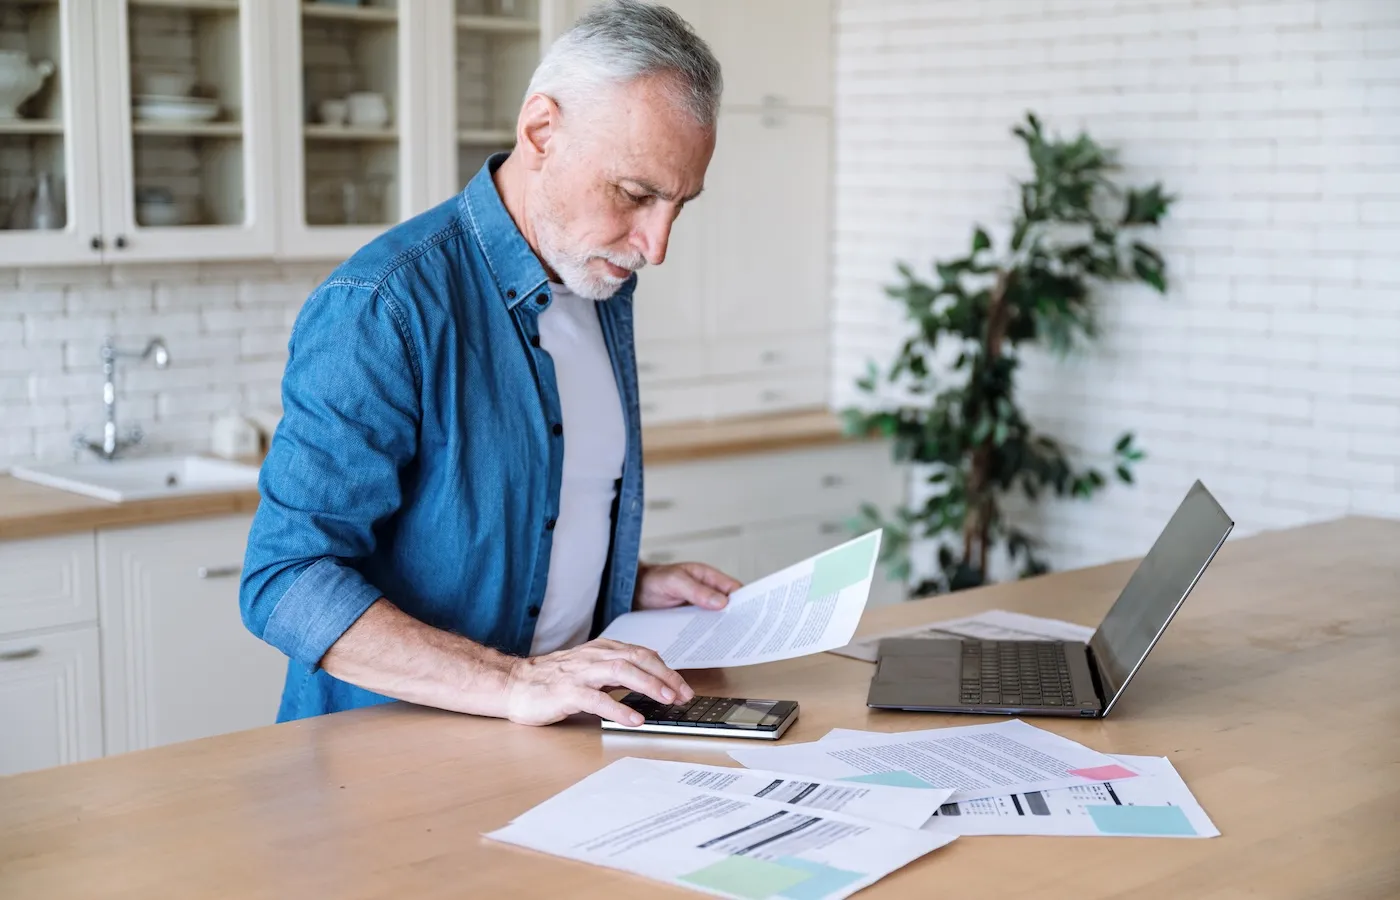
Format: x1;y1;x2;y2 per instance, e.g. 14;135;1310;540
532;198;646;300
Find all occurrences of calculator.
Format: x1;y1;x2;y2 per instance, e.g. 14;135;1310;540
600;692;800;740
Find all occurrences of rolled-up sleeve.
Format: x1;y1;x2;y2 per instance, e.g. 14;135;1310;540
239;279;421;668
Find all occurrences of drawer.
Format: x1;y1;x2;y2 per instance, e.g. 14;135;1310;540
635;340;706;386
638;382;712;425
642;440;904;540
640;528;749;583
0;532;98;635
707;333;827;378
712;373;827;419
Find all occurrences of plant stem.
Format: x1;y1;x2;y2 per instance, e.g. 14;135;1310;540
964;270;1013;580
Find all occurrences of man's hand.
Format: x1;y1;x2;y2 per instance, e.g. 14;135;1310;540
635;561;742;611
504;638;694;726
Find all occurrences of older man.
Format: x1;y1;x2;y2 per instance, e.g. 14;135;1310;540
240;1;734;727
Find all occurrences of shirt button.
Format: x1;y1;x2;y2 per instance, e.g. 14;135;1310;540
535;293;548;306
527;605;540;618
545;518;556;531
506;289;517;300
530;335;540;348
552;423;563;436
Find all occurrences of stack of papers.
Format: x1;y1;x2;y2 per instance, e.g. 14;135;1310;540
485;721;1217;899
829;609;1096;663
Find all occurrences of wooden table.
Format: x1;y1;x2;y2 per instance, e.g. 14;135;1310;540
2;516;1397;898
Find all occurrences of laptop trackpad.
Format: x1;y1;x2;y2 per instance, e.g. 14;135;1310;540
869;639;965;708
876;651;960;681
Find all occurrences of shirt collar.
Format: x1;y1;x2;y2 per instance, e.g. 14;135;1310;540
459;152;638;311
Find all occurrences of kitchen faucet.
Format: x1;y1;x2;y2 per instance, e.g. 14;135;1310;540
73;336;170;461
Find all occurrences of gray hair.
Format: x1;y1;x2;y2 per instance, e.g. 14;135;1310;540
526;0;723;128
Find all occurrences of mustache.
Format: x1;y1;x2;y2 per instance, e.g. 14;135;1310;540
598;251;646;273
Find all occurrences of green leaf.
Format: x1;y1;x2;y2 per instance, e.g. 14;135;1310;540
972;227;992;253
1116;464;1134;484
1115;432;1133;452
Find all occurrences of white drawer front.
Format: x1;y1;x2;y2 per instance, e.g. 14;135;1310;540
638;383;712;426
640;529;748;583
708;333;827;378
635;340;706;386
712;374;827;419
0;532;99;636
642;441;903;540
0;625;104;775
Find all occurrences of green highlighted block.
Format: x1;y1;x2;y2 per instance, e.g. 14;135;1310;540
808;531;879;600
774;859;865;900
679;856;813;899
1087;804;1196;836
839;770;937;789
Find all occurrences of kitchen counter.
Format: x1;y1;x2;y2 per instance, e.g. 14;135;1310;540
2;516;1396;899
0;409;850;541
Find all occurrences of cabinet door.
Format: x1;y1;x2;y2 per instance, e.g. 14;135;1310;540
0;627;103;776
272;0;419;259
90;0;277;262
661;0;831;109
746;517;906;607
97;514;287;755
707;109;830;337
0;0;105;266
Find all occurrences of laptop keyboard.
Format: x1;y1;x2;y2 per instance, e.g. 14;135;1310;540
960;641;1076;707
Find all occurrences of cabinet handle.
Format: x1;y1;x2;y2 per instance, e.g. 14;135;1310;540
197;565;242;579
637;362;657;374
646;498;676;511
820;474;844;488
760;350;782;364
0;647;40;662
647;551;676;564
760;390;784;402
114;235;128;250
90;235;103;251
819;522;845;535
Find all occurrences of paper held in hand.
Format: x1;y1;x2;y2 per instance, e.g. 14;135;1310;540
600;530;882;669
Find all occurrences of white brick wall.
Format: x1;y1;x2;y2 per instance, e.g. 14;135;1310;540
0;262;328;469
832;0;1400;572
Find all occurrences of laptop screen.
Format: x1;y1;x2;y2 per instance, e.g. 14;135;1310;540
1088;481;1234;714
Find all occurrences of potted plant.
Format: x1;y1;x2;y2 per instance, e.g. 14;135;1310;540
844;113;1174;597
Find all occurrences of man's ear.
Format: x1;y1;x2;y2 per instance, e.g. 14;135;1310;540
516;92;559;172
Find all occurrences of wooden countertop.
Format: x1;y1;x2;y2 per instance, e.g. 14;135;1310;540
0;409;848;541
2;516;1396;899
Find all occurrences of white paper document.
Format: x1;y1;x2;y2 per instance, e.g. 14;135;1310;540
580;756;955;830
600;530;882;669
485;758;956;900
817;730;1217;838
829;609;1096;663
729;719;1141;804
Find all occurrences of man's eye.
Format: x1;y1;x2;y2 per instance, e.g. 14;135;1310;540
623;190;649;205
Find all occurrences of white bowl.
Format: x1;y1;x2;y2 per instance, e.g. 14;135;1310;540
134;95;220;123
139;71;195;98
137;201;184;227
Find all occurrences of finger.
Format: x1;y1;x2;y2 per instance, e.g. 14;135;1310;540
574;687;644;726
623;646;694;703
668;566;731;610
681;561;743;596
587;657;681;706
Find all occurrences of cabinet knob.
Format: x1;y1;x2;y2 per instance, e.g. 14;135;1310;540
0;646;40;662
197;565;242;579
114;235;128;250
90;236;103;251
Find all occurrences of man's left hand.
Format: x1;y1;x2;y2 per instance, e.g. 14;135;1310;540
634;562;741;611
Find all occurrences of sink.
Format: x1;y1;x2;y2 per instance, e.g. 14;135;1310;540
10;455;261;503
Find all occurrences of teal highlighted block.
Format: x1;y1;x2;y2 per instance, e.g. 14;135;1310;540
839;770;936;789
1087;804;1196;836
775;859;866;900
808;531;879;599
679;856;812;899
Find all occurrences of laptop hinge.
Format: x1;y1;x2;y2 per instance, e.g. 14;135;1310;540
1085;643;1109;708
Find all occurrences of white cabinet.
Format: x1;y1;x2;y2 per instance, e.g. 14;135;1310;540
0;627;103;777
641;440;908;607
0;0;278;265
96;514;286;754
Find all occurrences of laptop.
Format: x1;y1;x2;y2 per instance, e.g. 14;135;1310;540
866;480;1234;718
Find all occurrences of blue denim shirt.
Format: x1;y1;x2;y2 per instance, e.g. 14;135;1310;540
240;154;645;722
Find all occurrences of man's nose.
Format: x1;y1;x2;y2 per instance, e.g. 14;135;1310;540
633;209;673;267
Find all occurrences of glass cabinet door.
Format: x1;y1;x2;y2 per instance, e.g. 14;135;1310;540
0;0;103;265
453;0;541;188
93;0;276;261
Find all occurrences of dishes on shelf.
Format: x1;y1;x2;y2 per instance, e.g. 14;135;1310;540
135;186;186;227
0;50;56;120
134;94;221;124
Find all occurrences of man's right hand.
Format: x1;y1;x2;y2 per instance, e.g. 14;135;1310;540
504;638;693;726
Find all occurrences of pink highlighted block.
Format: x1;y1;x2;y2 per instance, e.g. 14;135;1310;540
1069;764;1139;781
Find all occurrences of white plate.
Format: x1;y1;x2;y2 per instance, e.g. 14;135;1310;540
135;101;220;123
